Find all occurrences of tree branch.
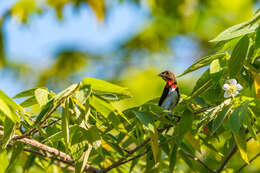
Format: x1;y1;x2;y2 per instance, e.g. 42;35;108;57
182;150;215;173
235;152;260;173
216;129;260;173
0;130;102;173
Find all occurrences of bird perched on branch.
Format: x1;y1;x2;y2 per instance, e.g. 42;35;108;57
158;70;180;111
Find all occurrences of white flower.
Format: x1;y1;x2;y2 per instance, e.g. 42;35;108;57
223;79;243;98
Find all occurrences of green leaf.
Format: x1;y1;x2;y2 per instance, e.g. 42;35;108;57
0;90;24;113
89;96;114;118
2;117;15;149
179;150;194;170
75;144;92;173
54;84;79;103
229;36;249;77
0;99;19;122
191;69;213;98
74;86;91;105
34;88;49;107
13;88;39;98
133;111;155;132
5;142;24;173
255;26;260;51
169;144;178;173
82;78;132;98
150;128;159;163
20;96;38;108
34;99;54;126
175;109;194;144
210;59;222;74
178;53;225;77
90;96;129;123
62;99;70;152
212;104;232;134
233;128;249;164
210;21;259;42
229;101;249;134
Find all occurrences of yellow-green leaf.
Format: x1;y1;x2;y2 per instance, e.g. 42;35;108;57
150;127;159;163
234;128;249;164
35;88;49;107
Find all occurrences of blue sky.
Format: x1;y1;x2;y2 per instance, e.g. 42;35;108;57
0;1;148;96
0;0;203;97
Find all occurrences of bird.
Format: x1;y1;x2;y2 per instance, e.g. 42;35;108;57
158;70;180;112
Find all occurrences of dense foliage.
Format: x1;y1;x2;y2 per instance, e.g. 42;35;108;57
0;8;260;173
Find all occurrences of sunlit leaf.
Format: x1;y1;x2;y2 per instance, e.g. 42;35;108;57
1;117;15;149
35;88;49;107
20;96;38;108
150;127;159;162
13;88;39;98
179;53;226;77
62;99;70;152
210;22;259;42
0;90;24;113
88;0;105;21
0;99;19;122
210;59;222;74
82;78;131;99
233;128;249;164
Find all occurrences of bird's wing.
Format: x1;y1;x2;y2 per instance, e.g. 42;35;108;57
158;84;169;106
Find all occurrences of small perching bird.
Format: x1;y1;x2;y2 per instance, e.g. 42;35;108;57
158;70;180;111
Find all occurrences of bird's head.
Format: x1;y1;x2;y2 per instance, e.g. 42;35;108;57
158;70;177;86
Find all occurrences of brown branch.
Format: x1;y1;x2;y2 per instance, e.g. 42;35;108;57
235;152;260;173
216;129;260;173
0;130;102;173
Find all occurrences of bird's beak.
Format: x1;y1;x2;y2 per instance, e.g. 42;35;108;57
158;73;163;77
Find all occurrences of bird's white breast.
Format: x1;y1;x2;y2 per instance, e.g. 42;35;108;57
161;88;179;111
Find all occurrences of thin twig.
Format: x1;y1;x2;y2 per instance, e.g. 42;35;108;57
15;85;79;140
235;152;260;173
182;150;215;173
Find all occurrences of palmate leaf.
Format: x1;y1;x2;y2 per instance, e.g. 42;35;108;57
82;78;132;99
210;21;259;42
178;53;226;77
